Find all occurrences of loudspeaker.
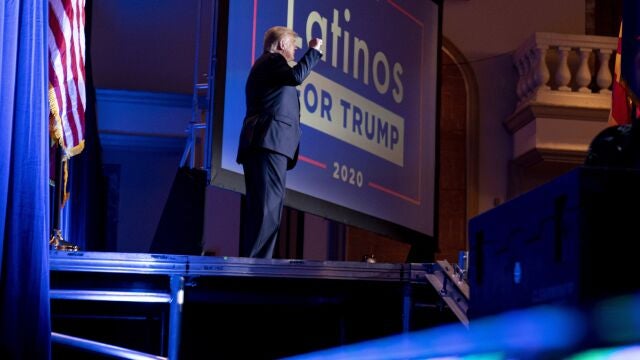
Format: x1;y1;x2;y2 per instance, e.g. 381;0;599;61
149;167;207;255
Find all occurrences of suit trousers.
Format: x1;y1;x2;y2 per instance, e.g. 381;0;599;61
241;149;288;258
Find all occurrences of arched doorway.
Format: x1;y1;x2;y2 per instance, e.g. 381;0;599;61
436;38;479;263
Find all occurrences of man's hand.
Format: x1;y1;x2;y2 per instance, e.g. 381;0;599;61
309;38;323;52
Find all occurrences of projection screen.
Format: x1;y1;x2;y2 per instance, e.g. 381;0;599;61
208;0;442;238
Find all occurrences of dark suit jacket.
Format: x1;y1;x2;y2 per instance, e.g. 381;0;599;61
236;48;322;169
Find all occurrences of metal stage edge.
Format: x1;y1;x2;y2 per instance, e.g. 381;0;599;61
49;250;469;359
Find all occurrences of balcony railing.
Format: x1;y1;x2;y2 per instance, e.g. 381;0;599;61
512;32;617;110
505;32;618;196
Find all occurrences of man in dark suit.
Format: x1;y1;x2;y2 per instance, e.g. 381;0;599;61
236;26;323;258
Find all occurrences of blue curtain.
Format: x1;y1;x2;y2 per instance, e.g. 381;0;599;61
0;0;51;358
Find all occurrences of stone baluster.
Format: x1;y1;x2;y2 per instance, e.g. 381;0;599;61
575;48;592;93
515;57;528;102
516;59;527;101
534;46;550;91
555;47;572;91
597;49;613;94
525;49;538;98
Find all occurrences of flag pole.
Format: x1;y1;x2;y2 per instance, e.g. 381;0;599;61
49;145;79;251
48;0;88;251
632;102;640;170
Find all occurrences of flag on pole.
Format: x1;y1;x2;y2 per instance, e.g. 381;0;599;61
48;0;86;157
620;0;640;113
609;1;640;126
609;22;631;126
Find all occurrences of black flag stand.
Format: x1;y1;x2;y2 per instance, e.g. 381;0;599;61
49;145;79;251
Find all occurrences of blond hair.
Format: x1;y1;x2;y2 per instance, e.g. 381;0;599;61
263;26;297;53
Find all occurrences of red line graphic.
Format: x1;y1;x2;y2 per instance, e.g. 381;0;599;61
368;182;421;205
299;155;327;169
387;0;424;26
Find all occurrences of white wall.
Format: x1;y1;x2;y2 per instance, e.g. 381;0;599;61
442;0;585;213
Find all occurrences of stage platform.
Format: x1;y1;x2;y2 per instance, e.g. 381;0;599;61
49;251;467;359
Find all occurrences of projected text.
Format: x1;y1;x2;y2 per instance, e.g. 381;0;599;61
301;72;404;166
291;6;405;104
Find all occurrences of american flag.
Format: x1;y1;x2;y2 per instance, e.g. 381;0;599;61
48;0;86;157
609;1;640;126
608;22;631;126
620;0;640;115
